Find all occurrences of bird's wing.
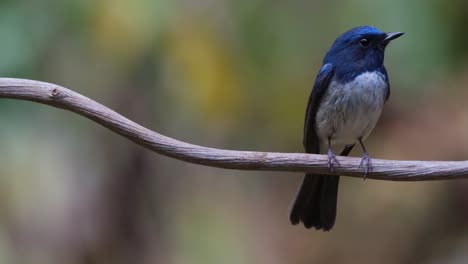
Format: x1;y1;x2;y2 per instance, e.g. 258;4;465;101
303;63;335;154
381;67;391;102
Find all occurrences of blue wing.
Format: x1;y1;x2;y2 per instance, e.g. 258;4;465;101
303;63;335;153
379;66;391;102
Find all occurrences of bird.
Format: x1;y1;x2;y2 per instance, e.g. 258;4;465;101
289;26;404;231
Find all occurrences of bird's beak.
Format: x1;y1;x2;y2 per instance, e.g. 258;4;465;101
381;32;404;46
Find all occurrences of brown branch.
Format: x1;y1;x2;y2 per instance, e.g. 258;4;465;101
0;78;466;181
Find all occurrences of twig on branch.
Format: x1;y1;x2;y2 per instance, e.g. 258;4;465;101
0;78;466;181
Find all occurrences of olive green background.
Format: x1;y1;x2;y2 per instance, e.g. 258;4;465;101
0;0;467;263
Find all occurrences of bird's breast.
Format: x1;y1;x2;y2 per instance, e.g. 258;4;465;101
315;71;387;149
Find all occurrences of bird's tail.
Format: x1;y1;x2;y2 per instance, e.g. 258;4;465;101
289;174;339;231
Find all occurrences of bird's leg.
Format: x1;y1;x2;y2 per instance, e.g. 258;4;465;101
357;138;372;179
327;136;340;172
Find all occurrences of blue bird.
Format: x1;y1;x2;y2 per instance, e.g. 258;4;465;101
290;26;404;231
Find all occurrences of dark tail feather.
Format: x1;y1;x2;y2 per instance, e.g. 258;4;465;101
289;144;354;231
289;174;339;231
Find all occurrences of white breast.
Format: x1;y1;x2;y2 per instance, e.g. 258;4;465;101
315;71;387;151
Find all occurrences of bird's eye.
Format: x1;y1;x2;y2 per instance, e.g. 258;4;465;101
359;38;370;48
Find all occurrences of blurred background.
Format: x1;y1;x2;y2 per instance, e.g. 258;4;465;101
0;0;467;263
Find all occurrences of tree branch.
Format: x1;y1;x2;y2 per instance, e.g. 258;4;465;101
0;78;465;181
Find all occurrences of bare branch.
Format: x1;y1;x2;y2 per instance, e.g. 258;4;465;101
0;78;466;181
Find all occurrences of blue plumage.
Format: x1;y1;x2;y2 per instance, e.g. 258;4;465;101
290;26;403;231
325;26;389;82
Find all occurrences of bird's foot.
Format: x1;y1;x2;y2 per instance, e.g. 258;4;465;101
327;148;341;173
358;152;373;179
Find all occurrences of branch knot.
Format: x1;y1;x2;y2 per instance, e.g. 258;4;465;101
50;87;64;99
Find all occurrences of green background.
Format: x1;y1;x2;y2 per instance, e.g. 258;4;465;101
0;0;467;263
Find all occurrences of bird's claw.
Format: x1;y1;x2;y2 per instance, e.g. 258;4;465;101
327;148;340;173
358;152;373;179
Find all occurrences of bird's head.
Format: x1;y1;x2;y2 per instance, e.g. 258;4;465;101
324;26;404;76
